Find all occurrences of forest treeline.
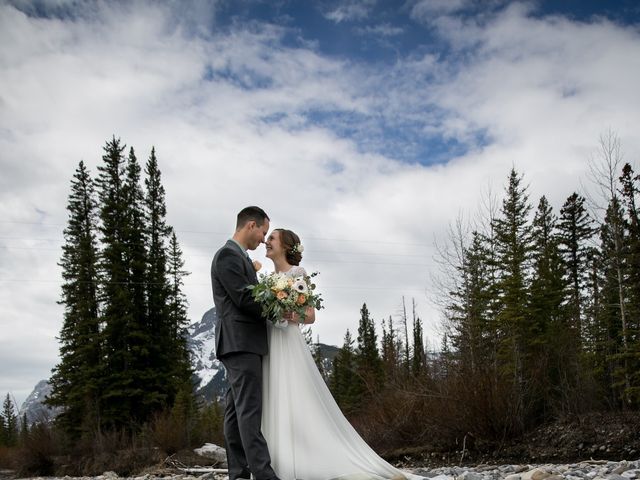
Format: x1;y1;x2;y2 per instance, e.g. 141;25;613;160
327;131;639;452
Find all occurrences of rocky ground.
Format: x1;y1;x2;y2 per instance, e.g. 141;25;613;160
2;412;639;480
3;460;640;480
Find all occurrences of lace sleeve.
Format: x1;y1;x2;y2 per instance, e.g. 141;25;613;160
288;265;307;278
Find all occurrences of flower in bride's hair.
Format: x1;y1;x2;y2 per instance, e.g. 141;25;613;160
253;260;262;272
292;278;308;294
291;243;304;254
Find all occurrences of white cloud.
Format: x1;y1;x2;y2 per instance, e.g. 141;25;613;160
410;0;472;21
355;23;404;37
1;1;640;404
324;0;376;23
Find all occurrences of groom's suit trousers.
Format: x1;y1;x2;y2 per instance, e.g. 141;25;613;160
221;352;277;480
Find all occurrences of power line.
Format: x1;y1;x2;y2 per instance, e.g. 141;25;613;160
0;221;434;247
0;247;434;268
0;278;427;292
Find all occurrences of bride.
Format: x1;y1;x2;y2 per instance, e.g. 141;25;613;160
262;228;418;480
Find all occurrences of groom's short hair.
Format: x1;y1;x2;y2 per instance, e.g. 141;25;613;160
236;206;269;229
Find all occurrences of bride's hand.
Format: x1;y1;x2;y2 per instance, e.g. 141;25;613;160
282;311;299;323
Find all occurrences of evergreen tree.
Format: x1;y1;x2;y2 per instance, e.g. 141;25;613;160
411;300;426;378
144;148;173;403
97;138;149;428
598;198;631;406
0;407;5;445
311;334;329;382
528;196;571;416
581;245;610;408
355;303;383;395
400;297;411;373
330;329;360;414
145;148;170;322
618;163;640;403
166;229;193;396
380;316;399;381
124;147;166;417
1;394;18;447
47;161;101;438
448;231;494;378
20;412;28;444
492;168;534;427
558;193;595;345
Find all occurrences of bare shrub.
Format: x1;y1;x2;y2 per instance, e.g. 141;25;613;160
150;410;187;455
14;422;59;476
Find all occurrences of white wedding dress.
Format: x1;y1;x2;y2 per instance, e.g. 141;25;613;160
262;266;419;480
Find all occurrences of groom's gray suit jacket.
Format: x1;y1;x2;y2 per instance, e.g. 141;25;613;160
211;240;268;358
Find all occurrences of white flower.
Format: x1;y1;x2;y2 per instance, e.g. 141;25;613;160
292;277;308;294
273;273;289;291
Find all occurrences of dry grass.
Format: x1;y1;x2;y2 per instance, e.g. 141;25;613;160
9;402;225;477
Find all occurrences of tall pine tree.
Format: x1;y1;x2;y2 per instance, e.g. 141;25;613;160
448;231;494;378
1;394;18;447
380;316;400;382
355;303;383;396
558;192;595;346
166;229;193;398
48;161;101;437
528;196;571;417
143;148;174;409
618;164;640;403
492;168;534;428
330;330;360;414
97;138;149;427
598;198;631;406
411;300;426;378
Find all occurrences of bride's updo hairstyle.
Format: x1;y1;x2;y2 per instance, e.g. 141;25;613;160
276;228;302;266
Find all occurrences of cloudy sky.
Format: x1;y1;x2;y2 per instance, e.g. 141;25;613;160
2;0;640;406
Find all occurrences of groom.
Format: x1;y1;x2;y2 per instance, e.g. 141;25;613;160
211;206;279;480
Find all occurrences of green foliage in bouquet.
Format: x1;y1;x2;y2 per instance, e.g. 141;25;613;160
248;271;324;323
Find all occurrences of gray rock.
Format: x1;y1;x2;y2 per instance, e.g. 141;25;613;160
545;475;565;480
456;471;485;480
197;474;216;480
606;474;628;480
521;468;550;480
194;443;227;467
622;471;640;479
566;475;584;480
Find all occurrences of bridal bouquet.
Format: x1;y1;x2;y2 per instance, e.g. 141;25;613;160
248;271;323;325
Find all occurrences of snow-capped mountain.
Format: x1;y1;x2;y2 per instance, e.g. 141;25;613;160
188;307;227;402
19;379;62;424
